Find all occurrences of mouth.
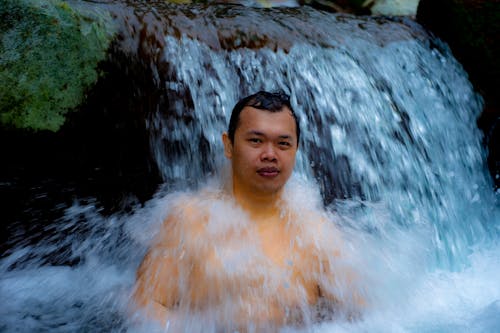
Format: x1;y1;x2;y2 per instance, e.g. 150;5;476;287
257;167;280;178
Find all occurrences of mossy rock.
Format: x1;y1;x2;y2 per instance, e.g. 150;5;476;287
0;0;115;131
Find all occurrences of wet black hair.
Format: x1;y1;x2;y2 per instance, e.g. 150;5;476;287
227;91;300;145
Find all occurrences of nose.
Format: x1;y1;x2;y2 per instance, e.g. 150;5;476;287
260;143;277;162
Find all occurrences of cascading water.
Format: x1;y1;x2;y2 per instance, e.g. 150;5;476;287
1;2;499;332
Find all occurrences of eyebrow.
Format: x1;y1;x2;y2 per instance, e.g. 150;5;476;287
246;130;265;136
246;130;293;140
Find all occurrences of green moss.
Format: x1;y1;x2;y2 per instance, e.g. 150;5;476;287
0;0;115;131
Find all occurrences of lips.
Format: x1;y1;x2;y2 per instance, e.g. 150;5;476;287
257;167;280;178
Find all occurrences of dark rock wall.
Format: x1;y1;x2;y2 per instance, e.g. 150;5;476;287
3;0;498;254
417;0;500;189
0;47;163;253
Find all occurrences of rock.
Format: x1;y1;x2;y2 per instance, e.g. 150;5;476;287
371;0;419;16
300;0;371;14
0;51;163;253
211;0;419;15
0;1;161;251
0;0;115;131
417;0;500;189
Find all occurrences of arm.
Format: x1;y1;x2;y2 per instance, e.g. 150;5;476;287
133;249;178;322
132;198;204;326
132;216;184;326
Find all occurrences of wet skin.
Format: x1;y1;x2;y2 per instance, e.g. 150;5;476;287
222;106;298;211
133;107;356;330
219;108;319;322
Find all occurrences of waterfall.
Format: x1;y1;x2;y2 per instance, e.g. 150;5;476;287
1;2;499;332
145;5;497;264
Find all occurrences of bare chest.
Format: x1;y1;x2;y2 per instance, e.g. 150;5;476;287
190;222;318;305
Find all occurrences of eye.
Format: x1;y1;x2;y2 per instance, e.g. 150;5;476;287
249;138;262;144
278;141;291;147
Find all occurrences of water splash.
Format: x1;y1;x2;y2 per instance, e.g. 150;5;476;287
151;32;497;264
1;3;499;332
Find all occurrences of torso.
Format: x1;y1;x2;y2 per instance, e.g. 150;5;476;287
172;193;325;327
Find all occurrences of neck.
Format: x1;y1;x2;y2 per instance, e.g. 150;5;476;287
232;184;283;223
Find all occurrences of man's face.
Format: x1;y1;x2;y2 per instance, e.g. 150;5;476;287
223;106;298;196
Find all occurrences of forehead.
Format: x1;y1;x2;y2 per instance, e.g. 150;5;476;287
236;106;297;137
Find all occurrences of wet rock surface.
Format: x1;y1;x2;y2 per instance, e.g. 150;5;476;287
105;1;426;53
417;0;500;189
0;50;163;255
1;1;427;254
2;0;496;255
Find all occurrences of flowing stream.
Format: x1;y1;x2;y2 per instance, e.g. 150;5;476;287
1;2;499;332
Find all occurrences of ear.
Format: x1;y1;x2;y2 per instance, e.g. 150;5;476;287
222;132;233;159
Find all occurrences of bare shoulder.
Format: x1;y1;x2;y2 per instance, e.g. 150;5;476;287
154;190;215;242
287;205;342;247
133;189;221;311
154;188;235;249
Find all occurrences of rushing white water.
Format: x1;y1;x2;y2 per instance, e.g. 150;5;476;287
1;7;499;333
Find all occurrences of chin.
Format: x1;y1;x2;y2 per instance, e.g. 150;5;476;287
255;184;285;196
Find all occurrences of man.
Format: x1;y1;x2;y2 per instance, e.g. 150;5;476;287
132;91;363;331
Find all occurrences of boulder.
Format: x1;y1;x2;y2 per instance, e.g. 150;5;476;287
417;0;500;189
0;0;114;132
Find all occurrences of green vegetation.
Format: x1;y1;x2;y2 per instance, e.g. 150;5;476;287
0;0;114;131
